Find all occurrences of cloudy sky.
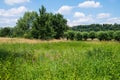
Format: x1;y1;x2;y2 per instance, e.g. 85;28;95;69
0;0;120;27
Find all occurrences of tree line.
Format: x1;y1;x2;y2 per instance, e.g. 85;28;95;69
72;24;120;32
64;30;120;41
0;6;68;40
0;6;120;41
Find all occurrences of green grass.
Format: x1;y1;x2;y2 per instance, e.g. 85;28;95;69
0;41;120;80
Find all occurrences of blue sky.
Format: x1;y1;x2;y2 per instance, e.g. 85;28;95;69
0;0;120;27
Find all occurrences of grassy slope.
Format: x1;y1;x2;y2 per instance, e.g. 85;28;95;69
0;40;120;80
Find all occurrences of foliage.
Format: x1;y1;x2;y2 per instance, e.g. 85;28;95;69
0;41;120;79
114;31;120;41
97;31;108;41
89;31;96;40
72;23;120;32
65;31;76;40
32;6;55;40
0;5;120;41
15;11;38;37
106;31;114;41
64;30;120;42
13;5;68;40
52;14;68;39
0;27;13;37
82;32;88;40
75;32;82;41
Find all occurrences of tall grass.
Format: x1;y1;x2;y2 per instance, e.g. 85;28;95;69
0;41;120;80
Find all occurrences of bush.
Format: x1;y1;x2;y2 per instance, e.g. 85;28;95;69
64;32;69;40
75;32;82;41
23;33;32;39
114;31;120;41
106;31;114;41
65;30;119;41
67;31;76;40
89;31;96;40
97;31;108;41
0;27;12;37
82;32;88;40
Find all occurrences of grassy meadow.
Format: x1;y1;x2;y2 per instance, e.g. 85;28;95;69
0;38;120;80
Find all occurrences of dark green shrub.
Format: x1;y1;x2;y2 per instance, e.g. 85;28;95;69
67;31;75;40
114;31;120;41
0;27;12;37
89;31;96;40
106;31;114;41
23;33;33;39
82;32;88;40
75;32;82;41
97;31;108;41
64;32;69;40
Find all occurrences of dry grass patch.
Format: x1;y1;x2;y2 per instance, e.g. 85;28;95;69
0;37;67;44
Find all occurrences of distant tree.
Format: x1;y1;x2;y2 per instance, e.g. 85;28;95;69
97;32;102;41
75;32;82;41
82;32;88;40
0;27;12;37
106;31;114;41
97;31;108;41
89;31;96;40
66;31;75;40
113;23;120;30
72;24;120;32
114;31;120;41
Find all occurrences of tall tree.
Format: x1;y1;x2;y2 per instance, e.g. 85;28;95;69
15;11;38;37
32;6;55;40
52;13;68;39
15;5;68;40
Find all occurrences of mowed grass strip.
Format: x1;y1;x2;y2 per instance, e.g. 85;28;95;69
0;40;120;80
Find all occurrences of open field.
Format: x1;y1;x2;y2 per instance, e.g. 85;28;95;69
0;38;120;80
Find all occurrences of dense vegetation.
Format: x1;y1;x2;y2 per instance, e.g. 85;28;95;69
72;24;120;32
0;6;120;41
0;5;120;80
64;30;120;41
0;6;68;40
0;41;120;80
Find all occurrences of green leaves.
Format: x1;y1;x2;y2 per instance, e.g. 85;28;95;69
0;41;120;79
0;27;12;37
114;31;120;41
82;32;88;40
13;6;68;40
89;31;96;40
15;11;38;37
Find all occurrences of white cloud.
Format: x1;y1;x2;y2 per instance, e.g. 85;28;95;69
74;12;85;18
0;18;17;24
67;10;120;26
5;0;30;5
68;13;94;26
97;13;110;19
57;5;73;14
0;6;27;17
105;17;120;24
78;1;101;8
0;18;17;27
0;6;28;27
